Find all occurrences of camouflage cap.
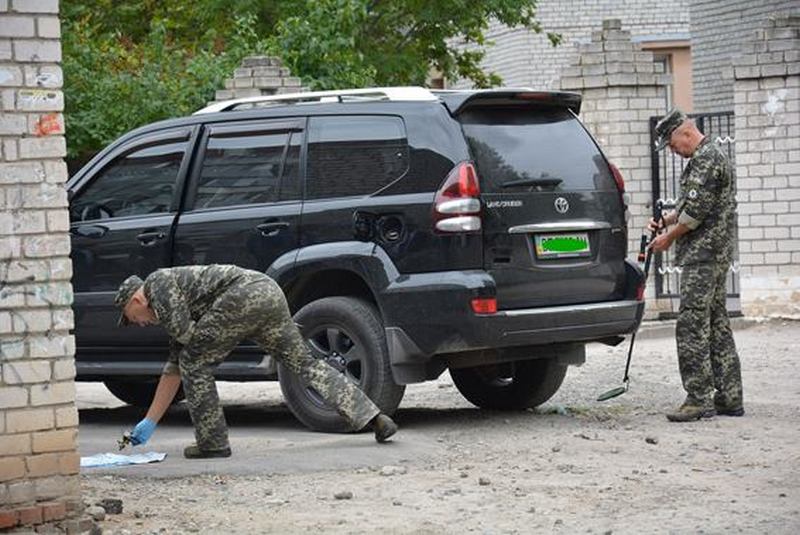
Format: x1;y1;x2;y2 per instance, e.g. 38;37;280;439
114;275;144;327
654;108;688;151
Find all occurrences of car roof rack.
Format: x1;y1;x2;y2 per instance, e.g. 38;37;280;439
194;86;439;114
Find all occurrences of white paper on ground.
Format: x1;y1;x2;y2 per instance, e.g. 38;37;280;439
80;451;167;468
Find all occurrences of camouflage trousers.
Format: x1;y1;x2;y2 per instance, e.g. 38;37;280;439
178;278;380;451
675;262;743;408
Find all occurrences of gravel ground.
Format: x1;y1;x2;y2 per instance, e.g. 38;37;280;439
79;319;800;534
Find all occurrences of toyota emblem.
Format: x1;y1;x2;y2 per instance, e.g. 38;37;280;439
554;197;569;214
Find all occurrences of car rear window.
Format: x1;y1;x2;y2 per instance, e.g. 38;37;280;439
306;115;409;199
460;107;616;193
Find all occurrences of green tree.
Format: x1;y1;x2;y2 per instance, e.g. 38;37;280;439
61;1;276;162
270;0;560;89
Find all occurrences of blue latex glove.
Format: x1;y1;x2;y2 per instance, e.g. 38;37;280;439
129;418;157;446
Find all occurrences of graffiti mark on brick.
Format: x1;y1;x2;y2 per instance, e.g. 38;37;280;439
36;72;61;87
18;89;59;105
1;255;69;360
763;89;788;117
35;113;63;137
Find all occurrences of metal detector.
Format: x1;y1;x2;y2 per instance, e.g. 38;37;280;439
597;201;664;402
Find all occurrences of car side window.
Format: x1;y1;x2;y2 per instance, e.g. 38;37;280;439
70;140;186;222
306;116;409;200
194;131;291;209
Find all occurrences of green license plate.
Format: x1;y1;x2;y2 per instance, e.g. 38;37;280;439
534;232;591;259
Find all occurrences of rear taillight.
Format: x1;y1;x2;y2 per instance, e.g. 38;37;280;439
609;162;631;225
609;163;625;194
636;281;645;301
471;297;497;314
433;162;482;233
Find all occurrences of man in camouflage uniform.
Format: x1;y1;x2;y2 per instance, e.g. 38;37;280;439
114;264;397;458
649;109;744;422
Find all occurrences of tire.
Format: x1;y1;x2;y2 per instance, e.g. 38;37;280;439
278;296;405;432
104;378;185;408
450;358;567;410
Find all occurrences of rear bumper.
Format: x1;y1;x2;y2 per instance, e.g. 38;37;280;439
386;298;644;361
478;299;644;346
381;262;645;369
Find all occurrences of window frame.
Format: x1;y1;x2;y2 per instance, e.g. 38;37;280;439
185;118;306;212
69;127;196;223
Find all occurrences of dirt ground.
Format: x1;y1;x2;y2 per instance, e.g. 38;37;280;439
79;319;800;535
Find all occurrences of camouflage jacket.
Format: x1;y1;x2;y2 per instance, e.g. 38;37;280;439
142;265;268;374
675;138;737;266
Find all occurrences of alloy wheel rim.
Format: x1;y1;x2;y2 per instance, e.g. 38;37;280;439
304;325;364;408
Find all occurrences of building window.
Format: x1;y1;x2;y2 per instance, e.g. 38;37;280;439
636;37;692;112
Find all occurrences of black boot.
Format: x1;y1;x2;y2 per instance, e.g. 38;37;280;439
372;414;398;443
183;444;232;459
714;401;745;417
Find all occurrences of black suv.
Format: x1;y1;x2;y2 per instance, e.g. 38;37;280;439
68;87;645;431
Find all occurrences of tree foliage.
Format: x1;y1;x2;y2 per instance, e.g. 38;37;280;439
270;0;560;90
62;1;277;161
61;0;556;161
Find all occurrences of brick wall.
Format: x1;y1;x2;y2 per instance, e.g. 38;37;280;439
560;19;672;315
0;0;81;530
690;0;799;113
450;0;688;90
212;55;306;103
732;13;800;316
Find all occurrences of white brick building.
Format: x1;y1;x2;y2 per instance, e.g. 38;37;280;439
690;0;799;113
731;14;800;317
450;0;690;108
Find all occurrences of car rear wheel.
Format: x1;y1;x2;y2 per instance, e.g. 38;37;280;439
104;378;185;408
278;296;405;432
450;358;567;410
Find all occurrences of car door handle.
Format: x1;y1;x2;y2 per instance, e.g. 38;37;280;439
71;225;108;239
255;222;290;237
136;230;166;246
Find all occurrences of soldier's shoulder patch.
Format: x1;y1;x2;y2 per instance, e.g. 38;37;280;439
688;173;706;185
687;161;712;185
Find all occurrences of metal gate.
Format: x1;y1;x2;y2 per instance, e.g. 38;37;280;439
648;111;741;317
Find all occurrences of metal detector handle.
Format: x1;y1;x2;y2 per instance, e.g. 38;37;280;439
624;200;664;383
642;200;665;279
597;200;667;402
637;235;648;263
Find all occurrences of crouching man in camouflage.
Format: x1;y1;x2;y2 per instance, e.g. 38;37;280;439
114;264;397;458
649;109;744;422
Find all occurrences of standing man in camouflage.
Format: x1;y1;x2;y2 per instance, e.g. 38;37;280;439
114;264;397;458
649;109;744;422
